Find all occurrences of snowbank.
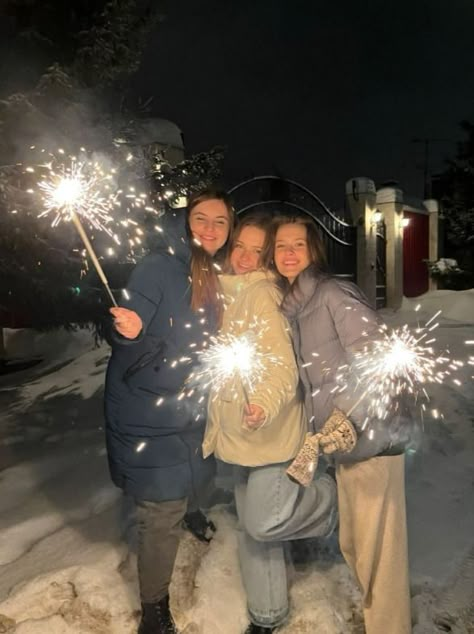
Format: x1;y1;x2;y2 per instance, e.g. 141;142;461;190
401;288;474;324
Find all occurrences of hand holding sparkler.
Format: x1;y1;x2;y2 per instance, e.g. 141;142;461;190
111;307;143;339
243;403;266;430
287;313;465;487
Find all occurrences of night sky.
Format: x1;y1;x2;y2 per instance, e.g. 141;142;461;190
131;0;474;207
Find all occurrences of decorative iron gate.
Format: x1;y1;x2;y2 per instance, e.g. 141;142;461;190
228;176;357;280
376;221;387;309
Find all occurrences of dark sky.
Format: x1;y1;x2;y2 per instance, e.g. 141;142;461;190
132;0;474;207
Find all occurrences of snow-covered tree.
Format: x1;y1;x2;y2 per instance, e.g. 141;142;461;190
0;1;224;330
433;120;474;270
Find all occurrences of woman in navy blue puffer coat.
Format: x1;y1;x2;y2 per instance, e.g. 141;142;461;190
104;189;233;634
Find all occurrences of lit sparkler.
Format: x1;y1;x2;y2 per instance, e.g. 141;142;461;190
36;155;117;232
342;318;464;422
32;152;120;305
189;330;281;406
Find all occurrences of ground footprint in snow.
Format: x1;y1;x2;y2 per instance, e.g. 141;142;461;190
0;613;15;632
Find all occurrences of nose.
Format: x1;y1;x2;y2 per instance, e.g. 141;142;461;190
202;219;217;233
284;246;296;255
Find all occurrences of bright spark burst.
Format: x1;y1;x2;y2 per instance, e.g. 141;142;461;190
36;156;117;233
189;330;281;401
347;320;463;420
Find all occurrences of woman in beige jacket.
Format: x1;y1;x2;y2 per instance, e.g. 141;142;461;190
202;214;337;634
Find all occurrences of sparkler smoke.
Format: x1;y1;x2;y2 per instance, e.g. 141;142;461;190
188;330;281;406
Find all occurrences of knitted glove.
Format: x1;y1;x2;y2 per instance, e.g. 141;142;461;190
286;432;321;487
286;408;358;487
318;407;358;455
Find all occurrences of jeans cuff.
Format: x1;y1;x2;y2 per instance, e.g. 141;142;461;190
248;606;289;628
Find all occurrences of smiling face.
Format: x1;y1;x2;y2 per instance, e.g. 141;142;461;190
274;223;311;283
188;198;231;255
230;225;266;274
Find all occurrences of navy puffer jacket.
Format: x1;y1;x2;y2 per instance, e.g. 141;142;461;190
104;210;216;502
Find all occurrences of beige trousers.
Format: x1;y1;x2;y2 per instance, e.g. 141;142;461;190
336;454;412;634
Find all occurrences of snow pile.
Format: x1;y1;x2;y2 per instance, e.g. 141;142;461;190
401;288;474;324
3;327;97;363
15;345;109;410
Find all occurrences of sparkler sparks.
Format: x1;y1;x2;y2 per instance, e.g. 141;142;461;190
345;319;463;420
189;330;281;404
36;155;118;234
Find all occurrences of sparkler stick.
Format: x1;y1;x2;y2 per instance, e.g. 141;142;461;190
240;381;251;408
70;212;117;307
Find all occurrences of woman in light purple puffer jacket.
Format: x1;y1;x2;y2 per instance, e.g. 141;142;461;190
264;215;412;634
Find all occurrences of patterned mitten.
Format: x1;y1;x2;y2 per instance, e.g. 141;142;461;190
286;433;321;487
286;408;358;487
318;407;358;455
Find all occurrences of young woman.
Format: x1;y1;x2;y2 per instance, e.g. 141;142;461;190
104;188;234;634
266;215;411;634
203;214;337;634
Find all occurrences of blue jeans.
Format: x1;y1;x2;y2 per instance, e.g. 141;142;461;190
234;462;337;628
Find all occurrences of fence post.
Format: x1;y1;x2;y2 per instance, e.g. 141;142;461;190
376;186;404;309
424;199;439;291
345;178;377;308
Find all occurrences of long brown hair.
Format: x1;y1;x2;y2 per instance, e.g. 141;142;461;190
186;188;234;323
263;214;328;293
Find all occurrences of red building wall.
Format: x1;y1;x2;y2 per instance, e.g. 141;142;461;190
403;211;429;297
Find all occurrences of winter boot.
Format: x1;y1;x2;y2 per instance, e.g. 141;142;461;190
138;595;177;634
182;509;216;543
244;624;278;633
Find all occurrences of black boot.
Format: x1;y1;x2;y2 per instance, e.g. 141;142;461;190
244;624;277;633
182;509;216;543
138;595;177;634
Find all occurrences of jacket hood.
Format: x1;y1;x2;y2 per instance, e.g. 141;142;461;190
219;270;276;300
280;268;323;320
152;207;191;265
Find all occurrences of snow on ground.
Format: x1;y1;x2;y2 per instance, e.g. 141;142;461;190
0;290;473;633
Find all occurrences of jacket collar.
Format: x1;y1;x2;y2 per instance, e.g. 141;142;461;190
152;208;191;265
280;267;325;320
219;270;275;299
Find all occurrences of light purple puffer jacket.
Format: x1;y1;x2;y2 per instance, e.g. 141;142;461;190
281;268;412;463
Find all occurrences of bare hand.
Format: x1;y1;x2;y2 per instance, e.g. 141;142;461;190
243;403;266;430
110;307;143;339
